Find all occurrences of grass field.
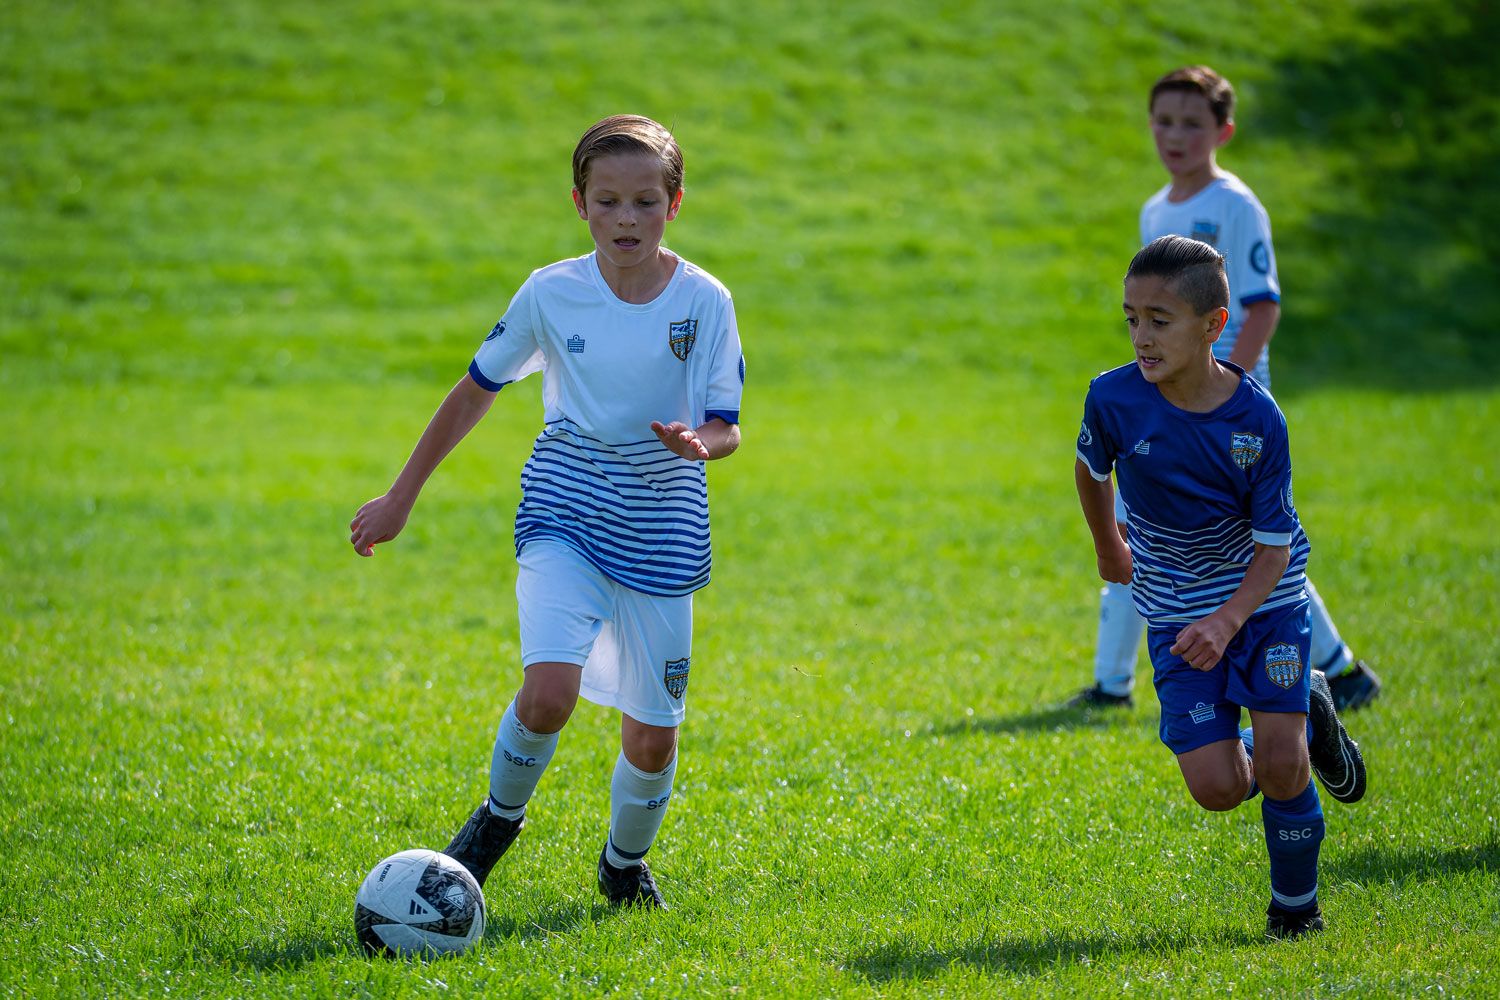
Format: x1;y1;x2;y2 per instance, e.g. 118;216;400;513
3;0;1498;996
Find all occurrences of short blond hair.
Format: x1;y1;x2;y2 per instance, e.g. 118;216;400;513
571;115;684;198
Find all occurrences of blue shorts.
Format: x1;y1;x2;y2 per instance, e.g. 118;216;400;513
1150;600;1311;755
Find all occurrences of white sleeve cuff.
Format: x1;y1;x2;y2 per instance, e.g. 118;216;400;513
1077;450;1111;481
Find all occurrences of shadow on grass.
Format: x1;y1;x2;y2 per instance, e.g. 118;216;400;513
1325;835;1500;884
844;925;1261;982
199;936;345;971
1253;0;1500;394
938;703;1142;737
484;899;599;943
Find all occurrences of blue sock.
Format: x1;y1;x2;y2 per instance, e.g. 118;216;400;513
1240;727;1259;801
1262;781;1324;912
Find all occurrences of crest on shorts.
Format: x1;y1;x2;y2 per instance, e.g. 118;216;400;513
669;318;697;361
664;657;691;699
1231;432;1264;470
1265;642;1303;690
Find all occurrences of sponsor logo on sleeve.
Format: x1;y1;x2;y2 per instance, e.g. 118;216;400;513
1250;240;1271;275
485;321;506;341
1078;421;1093;447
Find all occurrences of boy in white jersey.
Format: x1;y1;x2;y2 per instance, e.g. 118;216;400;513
349;115;745;909
1072;65;1382;714
1076;235;1366;939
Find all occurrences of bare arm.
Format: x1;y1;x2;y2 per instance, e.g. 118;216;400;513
651;417;741;462
349;375;498;556
1226;299;1280;371
1169;541;1291;670
1076;459;1132;585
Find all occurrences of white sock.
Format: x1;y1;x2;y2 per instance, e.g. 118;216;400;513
1094;582;1144;695
487;700;559;821
1306;579;1353;677
605;751;676;869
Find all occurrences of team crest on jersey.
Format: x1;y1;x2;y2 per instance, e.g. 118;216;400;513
669;318;698;361
1191;220;1220;246
663;657;690;699
1230;432;1264;469
1264;642;1303;689
485;321;506;341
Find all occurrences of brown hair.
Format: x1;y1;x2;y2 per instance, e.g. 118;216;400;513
571;115;684;199
1127;235;1229;315
1149;65;1236;127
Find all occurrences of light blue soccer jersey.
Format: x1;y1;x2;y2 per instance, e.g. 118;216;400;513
1077;362;1308;626
469;252;745;597
1140;173;1280;385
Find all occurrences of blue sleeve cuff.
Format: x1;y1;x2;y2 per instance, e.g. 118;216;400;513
1240;291;1281;307
468;360;510;392
704;409;740;426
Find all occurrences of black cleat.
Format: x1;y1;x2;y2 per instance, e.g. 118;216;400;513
443;801;524;887
1066;684;1134;709
1326;660;1382;712
1308;671;1367;804
1266;903;1325;940
597;848;667;910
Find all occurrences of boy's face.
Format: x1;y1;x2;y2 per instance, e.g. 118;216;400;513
572;152;682;272
1123;274;1226;386
1150;90;1233;179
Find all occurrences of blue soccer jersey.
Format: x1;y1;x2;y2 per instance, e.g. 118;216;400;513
1076;362;1309;626
469;252;745;597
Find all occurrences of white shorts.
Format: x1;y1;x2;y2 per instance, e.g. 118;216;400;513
516;538;694;728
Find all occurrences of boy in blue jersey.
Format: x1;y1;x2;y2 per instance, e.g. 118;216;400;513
1073;65;1381;713
350;115;745;910
1076;236;1367;939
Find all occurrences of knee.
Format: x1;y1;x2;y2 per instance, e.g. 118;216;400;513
622;727;678;773
515;682;578;734
1255;748;1311;801
1187;772;1251;812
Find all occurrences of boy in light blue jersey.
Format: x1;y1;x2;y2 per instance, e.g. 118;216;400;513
350;115;745;910
1075;65;1381;713
1076;236;1367;939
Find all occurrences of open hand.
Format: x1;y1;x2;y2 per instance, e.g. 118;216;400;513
651;420;711;461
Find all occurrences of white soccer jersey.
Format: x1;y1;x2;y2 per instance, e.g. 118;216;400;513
469;252;745;597
1140;172;1280;385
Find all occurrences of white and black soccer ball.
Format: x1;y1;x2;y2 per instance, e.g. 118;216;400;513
354;849;485;957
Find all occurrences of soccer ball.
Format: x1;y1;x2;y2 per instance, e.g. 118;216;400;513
354;849;485;957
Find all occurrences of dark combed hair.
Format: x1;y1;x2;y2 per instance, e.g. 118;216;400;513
571;115;684;198
1149;65;1235;126
1127;235;1229;315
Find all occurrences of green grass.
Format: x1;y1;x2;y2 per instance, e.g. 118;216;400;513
3;0;1497;996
